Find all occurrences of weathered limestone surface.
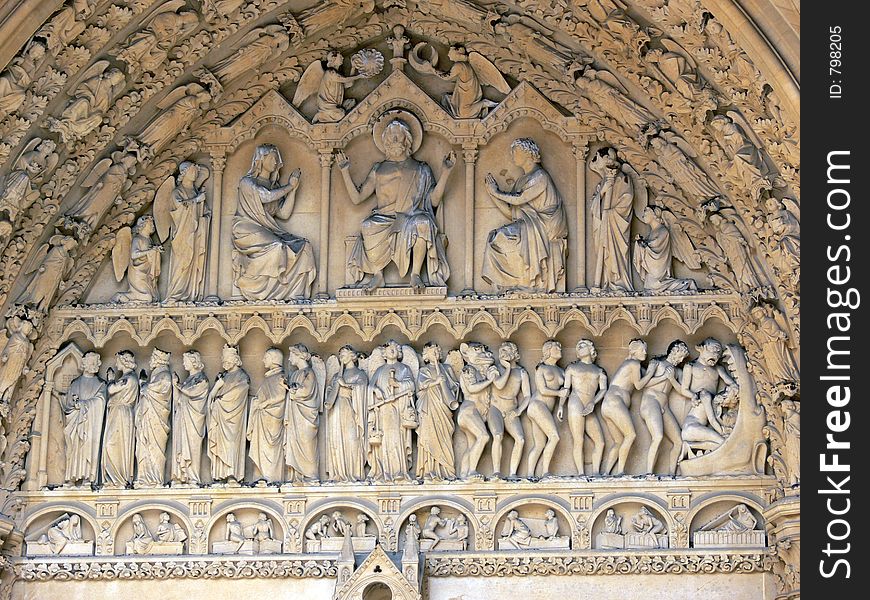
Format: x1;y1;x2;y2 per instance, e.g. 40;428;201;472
0;1;799;599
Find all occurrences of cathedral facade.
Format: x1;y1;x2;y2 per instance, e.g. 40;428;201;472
0;1;800;599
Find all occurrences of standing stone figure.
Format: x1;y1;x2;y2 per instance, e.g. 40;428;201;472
601;340;657;475
589;148;635;292
207;345;250;483
367;341;417;482
482;138;568;293
414;343;460;481
455;342;496;479
324;346;368;483
0;315;36;412
102;351;139;488
62;352;107;486
748;304;799;384
111;215;162;303
247;348;287;483
135;348;173;487
284;344;325;483
15;233;78;312
154;161;211;302
527;341;565;478
232;144;317;300
171;350;209;485
487;342;530;479
780;399;800;486
638;341;696;475
336;111;455;289
559;339;607;476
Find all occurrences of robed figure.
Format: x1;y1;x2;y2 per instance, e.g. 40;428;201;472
207;346;250;482
102;351;139;487
171;351;209;485
284;345;324;483
415;343;460;480
324;346;368;482
135;348;173;487
232;144;316;300
336;111;455;289
61;352;107;485
154;161;211;302
590;149;635;292
247;348;287;483
481;138;568;292
367;341;417;482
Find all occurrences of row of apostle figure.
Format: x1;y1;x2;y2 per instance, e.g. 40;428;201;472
58;335;743;488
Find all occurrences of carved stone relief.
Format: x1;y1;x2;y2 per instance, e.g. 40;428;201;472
0;1;799;597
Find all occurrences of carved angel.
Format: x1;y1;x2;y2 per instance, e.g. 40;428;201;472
14;232;78;312
154;161;210;302
134;83;212;157
633;203;700;293
645;39;701;100
292;49;383;123
645;128;721;200
38;0;96;54
366;340;418;483
709;112;771;196
284;344;325;483
212;24;291;85
0;40;47;120
0;137;58;246
111;214;162;303
114;0;199;75
61;151;138;237
699;199;766;292
572;64;656;130
48;60;126;144
324;346;369;483
409;43;510;119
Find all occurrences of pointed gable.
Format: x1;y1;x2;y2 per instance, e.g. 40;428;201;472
333;545;421;600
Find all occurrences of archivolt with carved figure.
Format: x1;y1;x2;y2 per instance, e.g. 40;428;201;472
0;1;798;599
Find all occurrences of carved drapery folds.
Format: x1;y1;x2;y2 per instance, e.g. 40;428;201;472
0;0;798;593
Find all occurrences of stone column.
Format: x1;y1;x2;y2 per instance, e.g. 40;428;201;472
461;146;478;294
205;153;226;301
573;142;588;290
318;150;333;297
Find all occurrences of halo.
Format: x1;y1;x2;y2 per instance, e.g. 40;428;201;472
373;110;423;154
